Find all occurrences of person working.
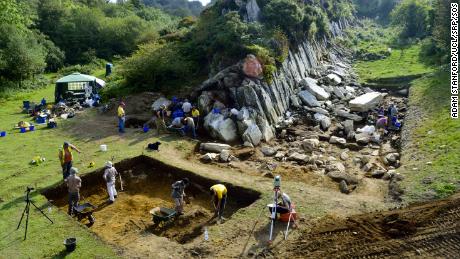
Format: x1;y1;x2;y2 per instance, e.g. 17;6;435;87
182;117;197;138
59;142;81;179
376;115;388;133
103;161;119;204
182;99;192;115
65;167;82;215
210;184;227;220
191;106;200;129
171;178;189;215
270;191;292;214
156;105;168;135
117;102;126;133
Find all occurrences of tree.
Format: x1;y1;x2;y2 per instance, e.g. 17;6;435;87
262;0;304;37
432;0;451;58
390;0;432;39
0;24;46;83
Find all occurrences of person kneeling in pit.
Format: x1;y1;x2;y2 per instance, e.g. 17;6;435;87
210;184;227;221
171;178;189;215
103;161;118;204
269;191;297;227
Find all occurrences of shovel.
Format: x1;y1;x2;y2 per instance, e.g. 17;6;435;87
111;156;124;192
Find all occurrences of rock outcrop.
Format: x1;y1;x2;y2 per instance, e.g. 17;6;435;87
192;19;354;145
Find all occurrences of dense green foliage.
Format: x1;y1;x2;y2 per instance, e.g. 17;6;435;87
36;0;176;64
142;0;204;17
390;0;432;39
0;0;176;93
352;0;398;23
120;0;354;92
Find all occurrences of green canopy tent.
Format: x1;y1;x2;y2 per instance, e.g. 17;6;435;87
55;73;105;103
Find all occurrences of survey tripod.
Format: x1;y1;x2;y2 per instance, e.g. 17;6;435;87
268;176;281;243
16;187;54;240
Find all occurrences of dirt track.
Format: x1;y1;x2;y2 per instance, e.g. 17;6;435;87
271;193;460;258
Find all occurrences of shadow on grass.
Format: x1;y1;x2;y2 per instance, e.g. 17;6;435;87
51;248;72;259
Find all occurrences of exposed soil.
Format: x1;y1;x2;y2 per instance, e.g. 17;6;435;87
270;193;460;258
43;155;260;252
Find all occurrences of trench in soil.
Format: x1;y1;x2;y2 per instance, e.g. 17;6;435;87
42;155;260;245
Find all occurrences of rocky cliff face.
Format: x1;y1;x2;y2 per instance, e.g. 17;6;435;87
194;19;352;146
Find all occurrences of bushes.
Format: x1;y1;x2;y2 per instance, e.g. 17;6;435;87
121;42;194;92
262;0;304;38
390;0;432;39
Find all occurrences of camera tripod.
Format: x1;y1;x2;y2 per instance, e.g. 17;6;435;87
16;187;53;240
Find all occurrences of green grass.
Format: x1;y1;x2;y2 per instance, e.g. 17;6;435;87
354;44;434;84
399;71;460;201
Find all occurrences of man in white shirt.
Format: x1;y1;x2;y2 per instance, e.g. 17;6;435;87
182;99;192;114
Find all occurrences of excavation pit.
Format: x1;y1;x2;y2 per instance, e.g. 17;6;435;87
43;155;260;246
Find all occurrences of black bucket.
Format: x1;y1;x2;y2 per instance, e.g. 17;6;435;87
64;237;77;252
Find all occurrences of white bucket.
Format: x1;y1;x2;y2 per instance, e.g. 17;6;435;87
100;144;107;152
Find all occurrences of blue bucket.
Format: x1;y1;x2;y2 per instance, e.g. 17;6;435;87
29;125;35;131
20;128;26;133
143;126;149;133
0;131;6;137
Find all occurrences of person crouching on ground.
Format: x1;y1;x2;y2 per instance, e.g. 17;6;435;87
182;117;197;138
171;178;189;215
210;184;227;221
65;167;81;215
103;161;118;204
59;141;81;179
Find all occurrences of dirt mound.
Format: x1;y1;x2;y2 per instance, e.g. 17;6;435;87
273;193;460;258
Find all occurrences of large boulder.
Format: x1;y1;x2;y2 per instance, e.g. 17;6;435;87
151;97;171;111
327;171;358;184
335;109;363;122
298;91;320;107
302;139;319;152
204;113;239;143
217;119;239;142
242;124;263;146
200;143;231;153
300;77;330;100
325;74;342;85
349;92;384;112
314;113;331;130
261;146;277;156
288;152;309;163
329;136;346;145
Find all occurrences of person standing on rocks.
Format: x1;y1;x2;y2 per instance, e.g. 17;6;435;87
103;161;119;204
65;167;81;215
59;141;81;179
171;178;189;215
117;102;126;133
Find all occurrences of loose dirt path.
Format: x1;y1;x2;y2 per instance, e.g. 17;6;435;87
272;193;460;258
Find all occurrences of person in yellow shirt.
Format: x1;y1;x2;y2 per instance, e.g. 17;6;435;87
210;184;227;220
117;102;126;133
191;106;200;130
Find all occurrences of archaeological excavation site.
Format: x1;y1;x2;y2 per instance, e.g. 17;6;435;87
42;155;260;256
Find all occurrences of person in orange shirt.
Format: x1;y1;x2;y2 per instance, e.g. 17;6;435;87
59;141;81;179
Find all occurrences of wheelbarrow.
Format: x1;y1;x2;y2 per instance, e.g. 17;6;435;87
149;207;177;227
73;203;96;225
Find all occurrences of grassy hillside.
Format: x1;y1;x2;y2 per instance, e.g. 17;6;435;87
355;42;460;202
399;71;460;201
